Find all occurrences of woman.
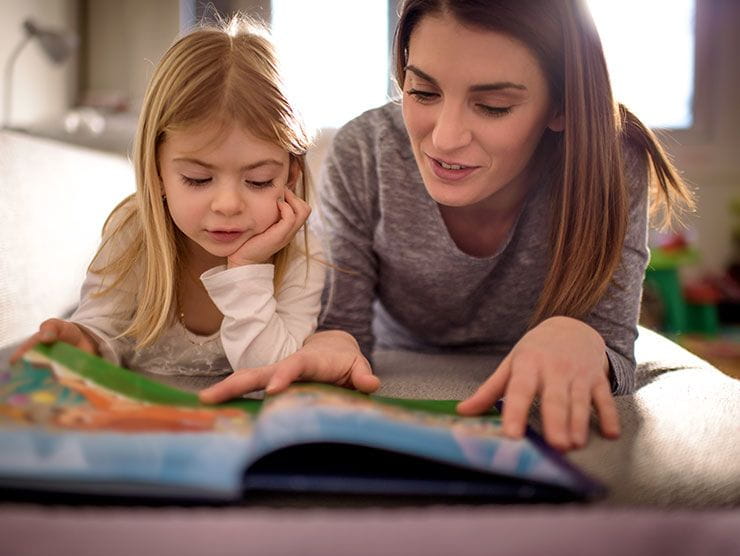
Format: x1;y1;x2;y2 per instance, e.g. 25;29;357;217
201;0;692;452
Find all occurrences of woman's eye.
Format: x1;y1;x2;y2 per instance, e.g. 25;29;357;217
406;89;438;103
180;175;211;187
477;104;512;118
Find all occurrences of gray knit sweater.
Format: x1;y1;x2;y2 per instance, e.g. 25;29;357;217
317;102;649;395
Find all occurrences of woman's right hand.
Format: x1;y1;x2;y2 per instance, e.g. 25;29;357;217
199;330;380;403
9;319;99;364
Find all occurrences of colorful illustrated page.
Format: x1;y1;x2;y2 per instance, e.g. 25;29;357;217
250;385;585;492
0;347;256;497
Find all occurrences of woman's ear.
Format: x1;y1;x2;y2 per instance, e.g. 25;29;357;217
548;110;565;132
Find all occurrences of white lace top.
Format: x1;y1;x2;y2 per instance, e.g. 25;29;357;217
70;227;325;377
114;321;228;376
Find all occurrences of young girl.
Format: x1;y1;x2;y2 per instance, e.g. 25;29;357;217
11;17;325;377
200;0;694;452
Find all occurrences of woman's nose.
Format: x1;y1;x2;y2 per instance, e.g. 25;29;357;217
432;103;472;153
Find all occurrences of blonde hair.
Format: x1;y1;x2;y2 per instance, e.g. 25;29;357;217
92;15;312;348
394;0;694;326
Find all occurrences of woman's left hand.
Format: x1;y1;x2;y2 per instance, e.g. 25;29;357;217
457;316;620;452
227;189;311;268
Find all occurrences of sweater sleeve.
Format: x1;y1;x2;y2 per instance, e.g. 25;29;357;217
315;117;382;359
202;230;326;370
583;145;650;395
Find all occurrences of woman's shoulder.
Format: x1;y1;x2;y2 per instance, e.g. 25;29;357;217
621;134;650;195
332;101;407;150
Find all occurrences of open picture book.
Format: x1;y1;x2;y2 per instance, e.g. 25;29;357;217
0;342;605;502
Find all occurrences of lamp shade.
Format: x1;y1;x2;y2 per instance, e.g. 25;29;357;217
23;19;78;64
2;18;78;129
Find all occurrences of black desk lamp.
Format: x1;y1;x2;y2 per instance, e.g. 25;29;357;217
2;18;78;130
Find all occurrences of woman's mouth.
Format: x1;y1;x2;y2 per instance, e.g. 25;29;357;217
427;155;479;181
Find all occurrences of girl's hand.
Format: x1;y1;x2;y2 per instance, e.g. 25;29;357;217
227;189;311;268
457;316;620;452
199;330;381;403
9;318;99;364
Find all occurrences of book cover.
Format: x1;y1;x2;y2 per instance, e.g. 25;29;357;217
0;342;605;502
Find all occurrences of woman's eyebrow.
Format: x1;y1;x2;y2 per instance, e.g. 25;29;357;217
405;65;440;86
406;64;527;92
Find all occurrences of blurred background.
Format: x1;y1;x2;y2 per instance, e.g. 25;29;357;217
0;0;738;372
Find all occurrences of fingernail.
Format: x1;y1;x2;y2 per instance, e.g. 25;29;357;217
40;331;54;342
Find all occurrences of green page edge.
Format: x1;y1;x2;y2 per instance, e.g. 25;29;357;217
28;342;498;418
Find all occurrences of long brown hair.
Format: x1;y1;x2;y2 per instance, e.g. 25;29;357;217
394;0;694;325
92;15;313;348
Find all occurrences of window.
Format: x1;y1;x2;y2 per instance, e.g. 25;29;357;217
587;0;696;129
271;1;389;130
271;1;697;131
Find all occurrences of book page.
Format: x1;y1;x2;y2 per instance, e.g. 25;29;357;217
0;344;257;499
248;384;591;493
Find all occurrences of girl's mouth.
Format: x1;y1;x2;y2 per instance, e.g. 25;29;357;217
207;230;244;243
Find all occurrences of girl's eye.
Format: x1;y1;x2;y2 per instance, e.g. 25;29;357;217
247;180;274;189
180;175;211;187
477;104;512;118
406;89;438;103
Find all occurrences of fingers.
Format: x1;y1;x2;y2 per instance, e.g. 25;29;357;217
200;355;381;405
283;188;311;228
273;190;310;241
568;379;592;449
9;333;45;364
50;321;95;353
592;379;620;439
500;363;539;439
227;193;308;266
349;355;380;393
540;377;571;451
265;353;307;394
199;365;274;404
267;350;379;394
9;319;88;364
456;357;510;416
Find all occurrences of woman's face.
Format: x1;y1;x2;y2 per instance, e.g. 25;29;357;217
401;14;563;211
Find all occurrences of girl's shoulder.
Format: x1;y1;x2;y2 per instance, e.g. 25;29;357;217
93;197;142;265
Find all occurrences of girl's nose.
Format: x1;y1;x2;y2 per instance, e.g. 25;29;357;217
210;182;244;216
432;102;472;153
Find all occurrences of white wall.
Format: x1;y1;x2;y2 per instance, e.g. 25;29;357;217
660;0;740;273
0;0;79;128
0;130;134;349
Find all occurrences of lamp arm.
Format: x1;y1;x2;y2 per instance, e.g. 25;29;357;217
2;35;31;129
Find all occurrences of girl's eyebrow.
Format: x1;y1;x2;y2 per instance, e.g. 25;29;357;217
173;157;284;171
405;64;527;92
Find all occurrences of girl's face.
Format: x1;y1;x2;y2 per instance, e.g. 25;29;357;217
401;14;563;211
159;123;296;267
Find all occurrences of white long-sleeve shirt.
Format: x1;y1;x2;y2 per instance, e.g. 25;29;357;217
70;229;325;376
